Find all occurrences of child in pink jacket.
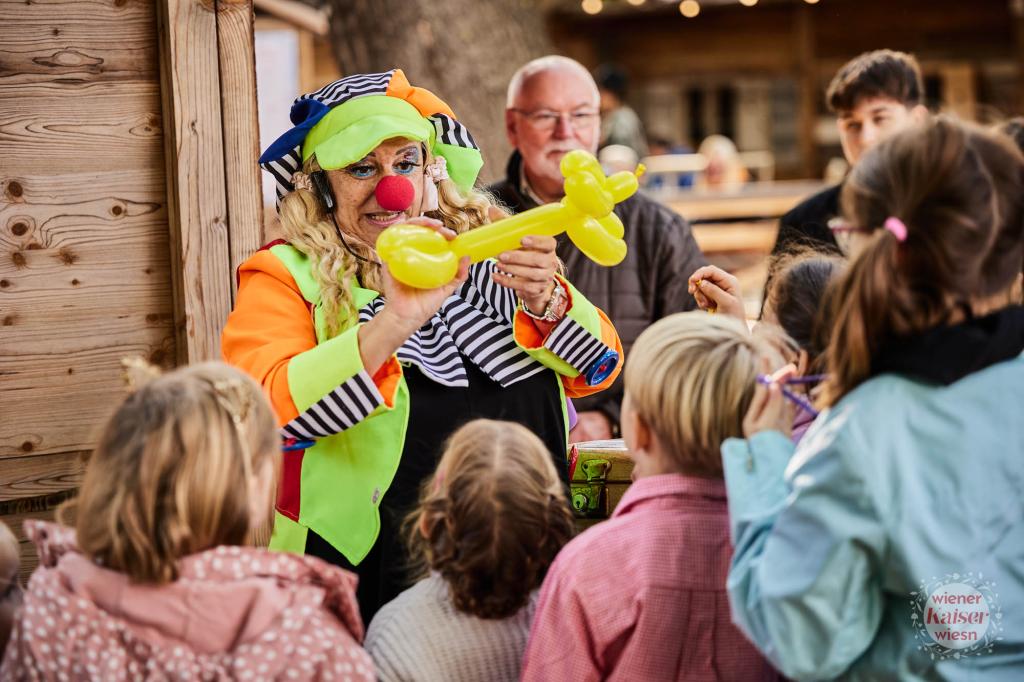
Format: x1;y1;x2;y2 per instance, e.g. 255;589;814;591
522;313;782;681
0;361;374;681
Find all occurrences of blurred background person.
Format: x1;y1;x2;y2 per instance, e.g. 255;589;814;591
595;63;648;158
598;143;640;175
771;49;927;257
696;134;749;191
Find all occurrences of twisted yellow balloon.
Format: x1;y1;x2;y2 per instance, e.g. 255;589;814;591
375;150;644;289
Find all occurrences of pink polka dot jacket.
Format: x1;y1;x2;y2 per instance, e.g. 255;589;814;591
0;521;376;681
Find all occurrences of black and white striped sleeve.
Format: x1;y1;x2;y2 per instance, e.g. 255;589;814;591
280;370;386;440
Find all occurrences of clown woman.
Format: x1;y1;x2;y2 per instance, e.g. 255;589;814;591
223;70;623;622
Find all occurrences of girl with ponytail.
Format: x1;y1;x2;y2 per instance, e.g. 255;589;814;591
720;116;1024;680
365;419;573;682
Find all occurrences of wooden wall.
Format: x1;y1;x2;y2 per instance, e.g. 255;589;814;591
0;0;262;582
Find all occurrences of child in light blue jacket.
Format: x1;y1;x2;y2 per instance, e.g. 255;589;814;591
721;116;1024;681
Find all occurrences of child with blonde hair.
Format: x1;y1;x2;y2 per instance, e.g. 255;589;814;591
365;418;574;682
0;361;374;680
522;312;781;681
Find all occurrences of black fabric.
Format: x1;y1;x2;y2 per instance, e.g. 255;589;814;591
487;151;707;430
873;306;1024;386
305;357;566;626
770;183;844;258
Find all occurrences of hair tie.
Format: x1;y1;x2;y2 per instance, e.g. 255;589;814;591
291;171;314;194
884;216;908;242
421;157;449;212
120;357;160;393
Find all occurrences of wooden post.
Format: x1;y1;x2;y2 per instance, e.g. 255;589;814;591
940;63;977;121
795;5;818;179
158;0;262;362
1015;0;1024;114
218;0;265;291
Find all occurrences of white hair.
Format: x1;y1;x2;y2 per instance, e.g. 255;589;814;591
505;55;600;108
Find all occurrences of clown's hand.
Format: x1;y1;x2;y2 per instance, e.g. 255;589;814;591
494;235;559;316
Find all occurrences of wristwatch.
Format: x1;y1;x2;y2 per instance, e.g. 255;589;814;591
522;279;568;322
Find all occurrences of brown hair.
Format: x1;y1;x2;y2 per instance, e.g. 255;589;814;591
825;116;1024;404
827;50;924;113
64;361;278;583
406;419;574;619
624;312;781;477
764;249;846;367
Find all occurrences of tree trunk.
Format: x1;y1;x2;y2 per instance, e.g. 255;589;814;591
327;0;555;184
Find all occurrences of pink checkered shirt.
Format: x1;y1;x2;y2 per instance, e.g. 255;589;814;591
522;474;781;682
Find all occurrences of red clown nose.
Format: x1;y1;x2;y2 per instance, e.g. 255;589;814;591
375;175;415;212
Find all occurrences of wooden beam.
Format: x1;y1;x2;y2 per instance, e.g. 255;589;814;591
1015;0;1024;114
795;5;818;179
254;0;329;36
157;0;233;363
217;0;265;293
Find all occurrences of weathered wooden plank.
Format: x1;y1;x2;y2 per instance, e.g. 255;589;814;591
0;167;174;347
0;452;86;503
0;82;164;174
0;165;176;457
158;0;233;363
1;337;175;458
0;167;165;206
0;0;158;86
0;284;174;352
218;0;265;295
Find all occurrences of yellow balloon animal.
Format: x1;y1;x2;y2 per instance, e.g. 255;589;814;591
376;150;643;289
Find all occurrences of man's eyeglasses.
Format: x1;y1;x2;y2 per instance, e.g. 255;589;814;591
510;108;600;133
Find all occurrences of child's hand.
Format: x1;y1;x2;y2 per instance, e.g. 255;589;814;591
742;362;797;438
688;265;746;320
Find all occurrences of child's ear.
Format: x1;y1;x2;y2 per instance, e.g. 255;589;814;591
624;408;651;455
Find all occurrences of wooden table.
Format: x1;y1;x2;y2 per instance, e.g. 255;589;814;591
659;180;826;223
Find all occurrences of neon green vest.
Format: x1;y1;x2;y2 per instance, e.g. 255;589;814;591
268;244;410;563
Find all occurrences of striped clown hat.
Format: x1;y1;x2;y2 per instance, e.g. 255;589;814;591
259;69;483;206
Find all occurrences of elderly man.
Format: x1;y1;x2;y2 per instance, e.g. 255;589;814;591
489;56;706;441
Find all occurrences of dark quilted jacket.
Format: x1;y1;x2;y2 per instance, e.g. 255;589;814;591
486;151;707;430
